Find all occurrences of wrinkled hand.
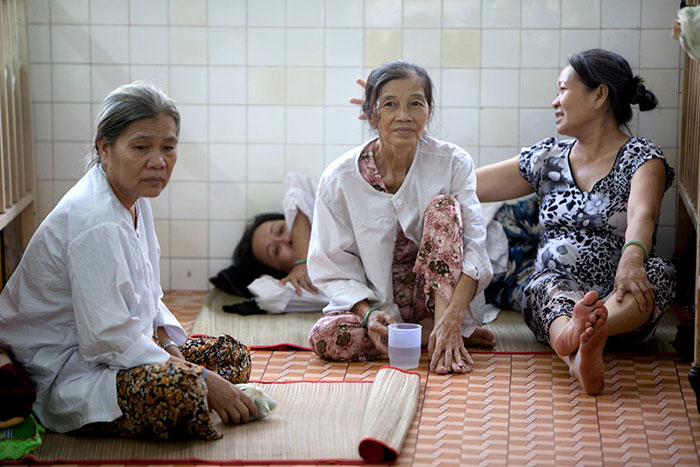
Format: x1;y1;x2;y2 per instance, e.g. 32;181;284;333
280;263;318;296
428;309;473;375
205;370;258;424
614;256;654;314
349;77;367;120
366;310;396;355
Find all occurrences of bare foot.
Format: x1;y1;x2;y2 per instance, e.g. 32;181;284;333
569;316;608;395
463;326;496;348
551;291;606;357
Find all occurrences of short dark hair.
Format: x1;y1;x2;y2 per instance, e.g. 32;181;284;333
362;60;434;124
233;212;286;285
568;48;657;126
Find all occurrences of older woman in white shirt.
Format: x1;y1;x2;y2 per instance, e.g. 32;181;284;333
308;61;494;375
0;82;256;439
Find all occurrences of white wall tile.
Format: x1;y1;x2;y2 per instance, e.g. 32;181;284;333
209;67;246;104
208;144;247;181
154;220;170;256
441;69;479;107
52;64;90;102
150;184;171;218
209;220;245;258
286;107;324;144
53;180;75;203
519;108;557;147
209;106;246;143
285;145;325;179
248;0;285;26
209;28;247;65
170;259;208;290
326;0;363;27
170;66;208;104
443;0;480;28
325;67;363;106
480;108;519;146
481;69;519;107
522;0;560;28
248;28;286;66
248;106;285;143
172;143;208;181
477;146;520;166
170;182;208;219
33;103;53;140
325;106;363;145
437;108;479;148
130;0;167;25
130;26;168;64
403;29;442;68
638;109;678;148
642;0;677;28
53;142;85;179
601;0;641;28
178;104;208;142
30;64;52;101
522;30;559;68
90;0;128;24
442;29;480;67
209;182;247;219
247;182;284;215
365;0;402;28
25;0;50;23
90;25;129;63
169;27;208;65
561;0;601;28
208;0;246;26
248;67;286;104
287;0;324;27
520;68;559;108
560;29;600;65
641;29;681;69
52;103;92;141
130;65;169;92
326;29;363;66
481;29;520;67
483;0;520;28
324;144;355;166
169;0;207;25
36;180;53;218
287;29;324;66
51;0;89;23
364;29;403;67
27;25;51;62
51;25;90;63
34;142;53;179
642;69;680;109
91;65;130;102
404;0;441;28
287;68;325;105
170;220;209;258
247;145;285;182
601;29;640;69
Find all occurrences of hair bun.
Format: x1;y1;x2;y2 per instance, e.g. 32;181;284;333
631;81;658;111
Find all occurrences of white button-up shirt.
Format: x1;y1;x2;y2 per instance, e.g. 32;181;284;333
0;165;186;433
308;136;493;336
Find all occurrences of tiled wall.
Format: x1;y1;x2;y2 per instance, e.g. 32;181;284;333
25;0;682;290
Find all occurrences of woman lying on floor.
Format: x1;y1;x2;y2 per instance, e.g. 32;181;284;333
0;82;257;440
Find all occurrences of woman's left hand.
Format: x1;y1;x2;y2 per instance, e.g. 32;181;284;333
428;307;473;375
280;263;318;296
614;256;654;314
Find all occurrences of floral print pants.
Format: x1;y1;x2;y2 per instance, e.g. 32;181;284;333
309;194;464;362
79;335;250;440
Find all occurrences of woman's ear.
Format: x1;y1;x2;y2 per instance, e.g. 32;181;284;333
96;137;109;165
593;84;609;110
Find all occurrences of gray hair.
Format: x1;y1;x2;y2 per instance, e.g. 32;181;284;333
86;81;180;170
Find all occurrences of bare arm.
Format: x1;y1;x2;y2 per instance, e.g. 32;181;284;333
475;156;533;202
280;212;318;294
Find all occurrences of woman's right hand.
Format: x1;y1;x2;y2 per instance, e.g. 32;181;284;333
366;310;396;355
204;370;258;424
349;77;367;120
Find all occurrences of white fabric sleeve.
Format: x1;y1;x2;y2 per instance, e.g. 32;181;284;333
155;299;188;345
308;186;378;312
282;172;318;230
67;224;169;369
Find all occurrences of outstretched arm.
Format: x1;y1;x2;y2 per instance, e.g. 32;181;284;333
475;156;533;202
280;212;318;295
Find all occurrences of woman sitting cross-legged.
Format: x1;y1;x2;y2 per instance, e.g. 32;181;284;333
0;82;257;440
307;61;495;375
477;49;676;395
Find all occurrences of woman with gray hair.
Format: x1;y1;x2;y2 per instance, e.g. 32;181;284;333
0;82;257;440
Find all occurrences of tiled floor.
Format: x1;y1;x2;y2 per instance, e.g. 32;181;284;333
13;290;700;467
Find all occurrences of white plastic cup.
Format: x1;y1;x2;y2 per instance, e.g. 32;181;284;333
388;323;422;370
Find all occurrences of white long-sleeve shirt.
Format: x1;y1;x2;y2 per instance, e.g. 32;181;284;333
308;136;493;336
0;165;186;433
282;172;317;233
